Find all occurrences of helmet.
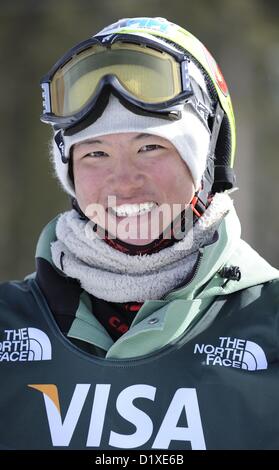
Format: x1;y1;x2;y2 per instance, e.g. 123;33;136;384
41;17;236;213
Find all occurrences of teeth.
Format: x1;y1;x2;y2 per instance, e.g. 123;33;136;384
111;202;157;217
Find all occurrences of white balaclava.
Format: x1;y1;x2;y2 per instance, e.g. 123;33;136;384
51;63;211;197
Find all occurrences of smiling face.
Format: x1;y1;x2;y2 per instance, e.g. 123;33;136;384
72;132;195;245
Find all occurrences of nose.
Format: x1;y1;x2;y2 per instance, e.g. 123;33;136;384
106;156;146;194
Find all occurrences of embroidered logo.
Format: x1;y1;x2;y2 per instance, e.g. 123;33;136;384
194;336;267;370
0;327;52;362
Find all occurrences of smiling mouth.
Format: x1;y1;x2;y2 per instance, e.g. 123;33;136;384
108;201;158;218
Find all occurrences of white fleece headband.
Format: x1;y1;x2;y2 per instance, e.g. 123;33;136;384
51;67;211;197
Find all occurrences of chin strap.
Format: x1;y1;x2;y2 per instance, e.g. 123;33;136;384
71;197;89;220
191;102;225;221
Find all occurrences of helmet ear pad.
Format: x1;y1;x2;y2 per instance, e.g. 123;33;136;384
212;114;235;193
215;114;232;168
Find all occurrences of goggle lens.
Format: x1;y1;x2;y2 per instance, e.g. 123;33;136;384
50;43;182;117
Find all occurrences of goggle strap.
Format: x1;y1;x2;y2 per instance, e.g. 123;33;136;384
187;79;212;126
54;130;68;163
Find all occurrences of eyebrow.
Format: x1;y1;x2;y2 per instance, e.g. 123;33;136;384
76;138;104;147
133;133;154;140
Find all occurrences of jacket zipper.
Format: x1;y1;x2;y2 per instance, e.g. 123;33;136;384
161;250;204;300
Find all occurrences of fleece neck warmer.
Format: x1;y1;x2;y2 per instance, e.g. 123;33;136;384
50;193;233;302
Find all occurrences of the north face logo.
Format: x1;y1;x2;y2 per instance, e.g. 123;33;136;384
194;336;268;370
0;327;52;362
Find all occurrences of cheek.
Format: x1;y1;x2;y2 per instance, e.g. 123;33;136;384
156;161;195;203
175;168;195;200
73;164;103;210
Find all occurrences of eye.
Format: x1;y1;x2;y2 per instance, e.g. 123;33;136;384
83;150;109;158
138;144;164;153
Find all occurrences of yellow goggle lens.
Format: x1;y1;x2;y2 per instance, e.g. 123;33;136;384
50;43;182;117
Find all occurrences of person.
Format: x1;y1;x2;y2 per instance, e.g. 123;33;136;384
0;16;278;451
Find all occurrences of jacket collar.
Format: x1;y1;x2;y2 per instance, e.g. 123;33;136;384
34;206;279;359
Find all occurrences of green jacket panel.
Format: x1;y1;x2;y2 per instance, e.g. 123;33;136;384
0;278;278;449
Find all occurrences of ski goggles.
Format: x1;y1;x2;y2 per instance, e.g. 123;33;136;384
40;34;194;131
